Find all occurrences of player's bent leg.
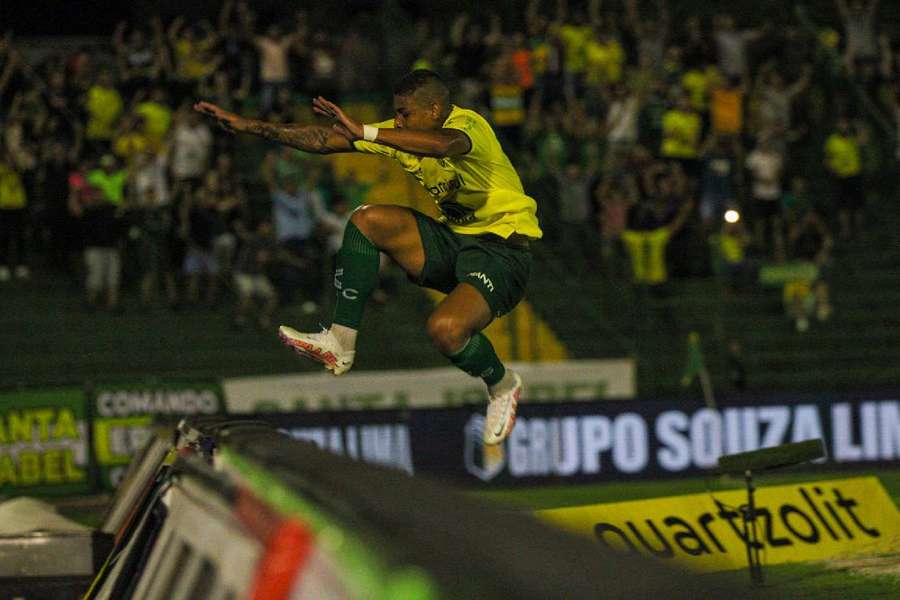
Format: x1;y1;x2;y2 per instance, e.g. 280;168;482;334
428;283;522;445
278;204;424;375
348;204;425;277
426;283;493;353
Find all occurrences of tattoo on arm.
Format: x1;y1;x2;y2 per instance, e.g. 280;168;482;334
245;121;347;154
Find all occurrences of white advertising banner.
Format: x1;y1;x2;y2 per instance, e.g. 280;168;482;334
223;359;635;413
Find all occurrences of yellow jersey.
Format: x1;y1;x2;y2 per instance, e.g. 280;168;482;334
113;131;150;163
661;109;702;159
0;163;26;210
86;86;123;141
174;38;216;80
621;228;673;284
136;101;173;149
353;105;542;239
718;232;746;264
559;24;591;73
585;39;624;85
681;67;723;112
825;134;861;178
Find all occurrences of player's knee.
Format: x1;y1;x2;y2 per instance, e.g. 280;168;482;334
350;204;416;245
349;204;384;239
426;313;470;355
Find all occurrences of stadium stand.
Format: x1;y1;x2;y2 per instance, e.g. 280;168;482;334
1;0;899;397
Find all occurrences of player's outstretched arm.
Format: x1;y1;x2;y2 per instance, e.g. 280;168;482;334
363;124;471;157
313;97;471;157
193;101;355;154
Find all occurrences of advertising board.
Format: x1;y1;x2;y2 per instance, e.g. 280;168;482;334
223;360;636;413
264;394;900;486
538;477;900;571
0;388;92;496
91;381;224;489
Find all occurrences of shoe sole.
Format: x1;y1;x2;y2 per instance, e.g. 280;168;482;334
278;328;341;373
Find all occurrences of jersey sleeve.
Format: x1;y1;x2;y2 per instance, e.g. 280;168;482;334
442;110;491;160
352;119;397;158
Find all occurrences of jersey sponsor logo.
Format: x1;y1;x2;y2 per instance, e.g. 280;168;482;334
427;177;461;198
467;271;495;293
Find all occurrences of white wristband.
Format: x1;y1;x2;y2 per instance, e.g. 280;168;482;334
363;124;379;142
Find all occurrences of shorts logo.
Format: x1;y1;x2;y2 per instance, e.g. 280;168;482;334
467;271;494;293
333;268;359;300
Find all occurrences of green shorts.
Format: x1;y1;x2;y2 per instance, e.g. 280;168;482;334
413;211;532;318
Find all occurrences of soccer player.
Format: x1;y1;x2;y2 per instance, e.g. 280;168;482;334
194;69;542;445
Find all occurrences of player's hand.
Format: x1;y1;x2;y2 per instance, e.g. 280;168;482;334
193;101;245;134
312;96;363;141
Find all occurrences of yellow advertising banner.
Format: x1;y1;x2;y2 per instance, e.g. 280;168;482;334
538;477;900;572
0;389;90;495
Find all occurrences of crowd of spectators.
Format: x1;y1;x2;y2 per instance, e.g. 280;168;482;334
0;0;897;334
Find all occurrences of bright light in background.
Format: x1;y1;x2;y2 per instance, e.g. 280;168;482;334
724;209;741;223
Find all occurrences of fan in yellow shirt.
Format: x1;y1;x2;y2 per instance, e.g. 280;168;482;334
622;199;694;288
681;65;723;113
85;69;123;142
135;89;173;151
112;114;151;164
559;22;592;76
585;33;625;86
825;125;861;178
661;94;703;160
0;151;28;280
195;70;540;446
825;118;866;239
0;162;26;211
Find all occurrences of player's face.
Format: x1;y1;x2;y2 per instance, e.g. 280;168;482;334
393;94;439;130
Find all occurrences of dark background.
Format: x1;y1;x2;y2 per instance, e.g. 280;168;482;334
1;0;384;35
1;1;877;37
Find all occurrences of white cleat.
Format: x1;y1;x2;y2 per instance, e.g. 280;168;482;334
278;325;355;375
483;371;522;446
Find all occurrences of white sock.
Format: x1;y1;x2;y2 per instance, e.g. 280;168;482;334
488;369;516;396
330;323;358;351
